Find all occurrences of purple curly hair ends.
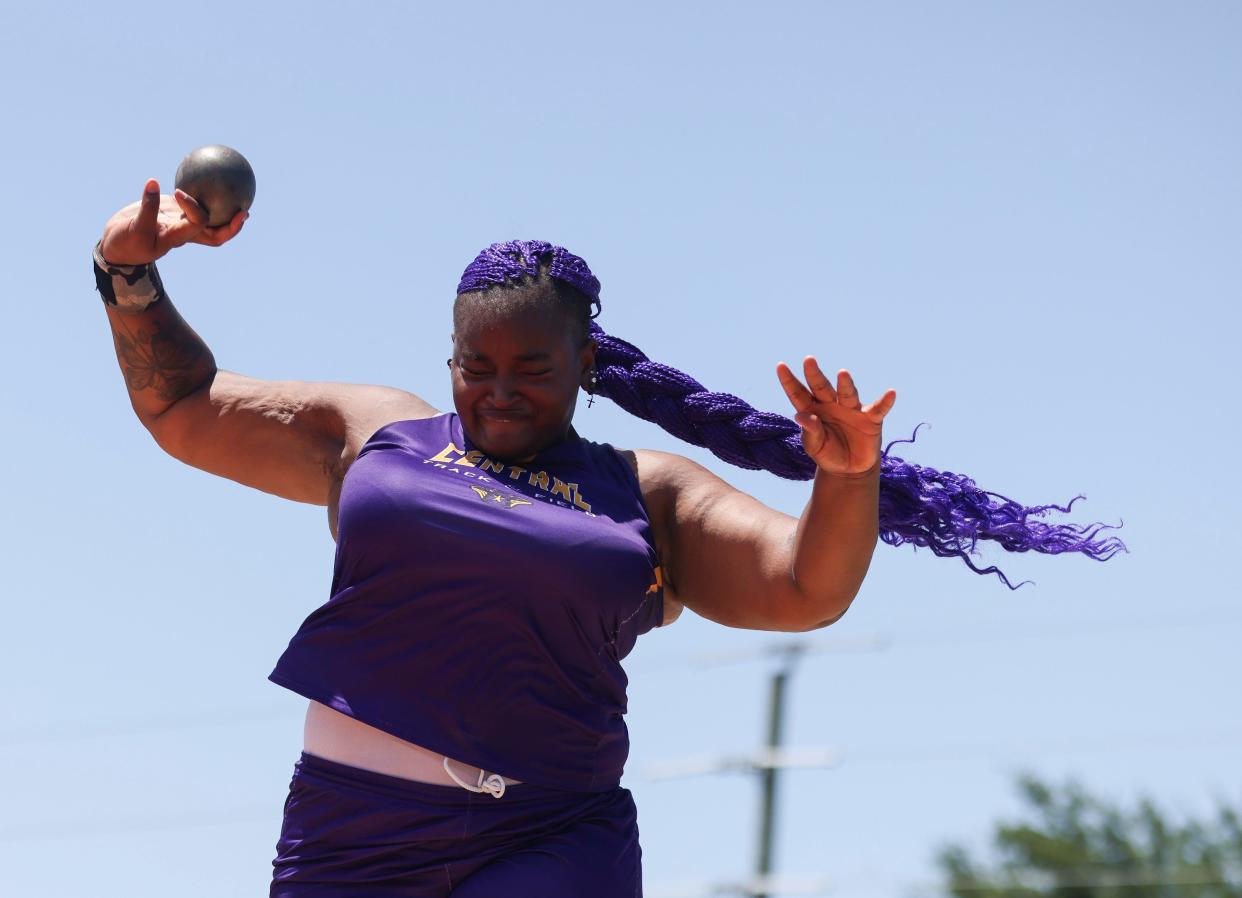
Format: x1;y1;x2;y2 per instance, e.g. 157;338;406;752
458;241;1128;588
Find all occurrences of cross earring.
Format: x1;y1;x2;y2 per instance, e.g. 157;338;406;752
587;371;598;407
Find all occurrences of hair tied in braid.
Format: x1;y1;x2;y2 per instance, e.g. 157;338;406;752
457;241;1127;588
458;240;601;319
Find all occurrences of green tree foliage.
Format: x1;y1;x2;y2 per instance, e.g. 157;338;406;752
937;776;1242;897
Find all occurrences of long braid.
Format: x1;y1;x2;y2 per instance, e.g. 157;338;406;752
458;241;1127;588
590;323;814;477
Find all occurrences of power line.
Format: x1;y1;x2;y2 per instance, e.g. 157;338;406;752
907;867;1242;895
646;863;1242;896
842;728;1242;766
653;610;1242;672
0;701;299;747
3;610;1238;748
0;806;276;842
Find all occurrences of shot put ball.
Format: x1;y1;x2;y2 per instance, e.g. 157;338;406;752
174;145;256;227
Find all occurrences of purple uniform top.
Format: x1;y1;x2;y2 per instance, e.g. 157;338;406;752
269;413;664;792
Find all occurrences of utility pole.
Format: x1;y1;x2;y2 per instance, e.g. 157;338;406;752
754;644;804;896
646;634;887;898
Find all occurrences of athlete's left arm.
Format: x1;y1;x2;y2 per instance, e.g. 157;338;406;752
634;359;896;633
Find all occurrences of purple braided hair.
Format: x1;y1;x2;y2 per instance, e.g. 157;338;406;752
457;241;1127;588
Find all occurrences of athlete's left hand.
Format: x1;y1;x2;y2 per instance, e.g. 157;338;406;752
776;357;897;476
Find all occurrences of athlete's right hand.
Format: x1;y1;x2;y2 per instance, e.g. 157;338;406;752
99;178;248;266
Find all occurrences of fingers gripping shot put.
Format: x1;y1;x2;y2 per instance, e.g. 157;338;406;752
92;150;1124;896
175;144;256;228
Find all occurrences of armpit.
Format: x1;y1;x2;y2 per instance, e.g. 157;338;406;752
661;593;685;627
616;448;639;478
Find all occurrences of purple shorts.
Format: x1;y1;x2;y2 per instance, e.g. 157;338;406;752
270;752;642;897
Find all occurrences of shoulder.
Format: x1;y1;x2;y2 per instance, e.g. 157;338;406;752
610;448;699;519
327;393;441;541
338;387;441;466
625;448;758;561
627;448;732;512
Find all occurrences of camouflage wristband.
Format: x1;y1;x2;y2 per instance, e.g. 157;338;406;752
92;241;166;311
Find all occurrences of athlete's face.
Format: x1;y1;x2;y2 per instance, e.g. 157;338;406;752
450;303;595;462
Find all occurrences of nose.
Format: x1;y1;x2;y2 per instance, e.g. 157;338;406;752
486;375;522;407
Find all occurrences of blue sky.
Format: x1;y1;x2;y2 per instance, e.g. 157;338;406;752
1;2;1239;895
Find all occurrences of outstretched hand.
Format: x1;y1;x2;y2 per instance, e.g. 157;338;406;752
777;357;897;476
99;179;247;266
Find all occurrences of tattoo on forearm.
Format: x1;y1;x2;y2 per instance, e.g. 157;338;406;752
112;318;208;402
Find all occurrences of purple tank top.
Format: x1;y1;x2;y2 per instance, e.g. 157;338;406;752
268;413;664;792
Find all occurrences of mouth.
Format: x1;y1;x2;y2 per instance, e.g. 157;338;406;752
477;409;532;424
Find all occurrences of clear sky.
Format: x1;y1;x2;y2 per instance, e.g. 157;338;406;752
1;2;1239;896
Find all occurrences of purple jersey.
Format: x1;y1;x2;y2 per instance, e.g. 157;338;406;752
269;413;664;792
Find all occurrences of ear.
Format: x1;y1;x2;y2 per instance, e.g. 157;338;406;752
578;338;598;389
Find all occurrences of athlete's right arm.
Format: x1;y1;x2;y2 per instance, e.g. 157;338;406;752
99;180;437;506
